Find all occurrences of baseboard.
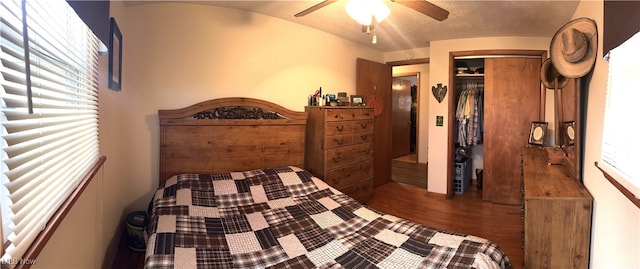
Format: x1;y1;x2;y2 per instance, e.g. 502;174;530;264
426;191;448;199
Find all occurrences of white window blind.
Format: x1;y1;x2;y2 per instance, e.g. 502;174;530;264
601;30;640;198
0;0;100;265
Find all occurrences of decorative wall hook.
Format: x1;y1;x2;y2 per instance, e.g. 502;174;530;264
432;83;447;103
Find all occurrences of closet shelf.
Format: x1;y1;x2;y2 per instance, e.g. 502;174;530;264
456;73;484;78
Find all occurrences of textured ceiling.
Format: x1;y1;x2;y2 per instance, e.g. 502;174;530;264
194;0;581;52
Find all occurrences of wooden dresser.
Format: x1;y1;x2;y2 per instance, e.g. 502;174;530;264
304;106;374;202
522;147;592;269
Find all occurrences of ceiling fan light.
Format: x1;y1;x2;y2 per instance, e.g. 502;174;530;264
371;0;390;23
345;0;389;25
345;0;371;25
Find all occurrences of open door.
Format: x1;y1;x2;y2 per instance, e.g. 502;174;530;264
391;77;412;158
356;58;392;187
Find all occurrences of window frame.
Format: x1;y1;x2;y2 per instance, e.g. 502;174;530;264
596;162;640;209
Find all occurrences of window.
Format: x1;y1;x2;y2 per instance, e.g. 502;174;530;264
0;0;100;265
598;30;640;208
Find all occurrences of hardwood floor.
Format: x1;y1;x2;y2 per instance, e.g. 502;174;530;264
393;152;417;163
391;157;427;188
367;182;524;269
111;181;523;269
111;231;145;269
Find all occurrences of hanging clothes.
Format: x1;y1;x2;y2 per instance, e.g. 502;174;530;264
456;82;484;146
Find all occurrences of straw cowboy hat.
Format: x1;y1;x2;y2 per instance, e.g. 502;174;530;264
540;58;569;89
550;17;598;78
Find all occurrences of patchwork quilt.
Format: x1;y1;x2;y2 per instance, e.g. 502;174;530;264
145;166;512;269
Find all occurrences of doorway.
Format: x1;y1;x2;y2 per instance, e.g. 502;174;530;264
392;74;418;160
356;58;428;189
391;73;426;188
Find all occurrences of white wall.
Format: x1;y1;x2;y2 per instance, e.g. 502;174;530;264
571;1;640;268
427;37;550;193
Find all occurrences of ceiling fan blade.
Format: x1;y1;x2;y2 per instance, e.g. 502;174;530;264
393;0;449;21
294;0;339;17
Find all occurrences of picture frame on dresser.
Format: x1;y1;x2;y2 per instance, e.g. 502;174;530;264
350;95;365;107
528;121;548;146
563;121;575;146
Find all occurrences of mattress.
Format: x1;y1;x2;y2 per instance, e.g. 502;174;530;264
144;166;512;269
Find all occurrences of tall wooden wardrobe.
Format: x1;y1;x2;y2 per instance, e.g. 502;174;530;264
451;51;545;205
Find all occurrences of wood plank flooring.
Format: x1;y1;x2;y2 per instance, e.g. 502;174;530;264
391;158;427;188
111;182;523;269
367;182;524;268
111;231;145;269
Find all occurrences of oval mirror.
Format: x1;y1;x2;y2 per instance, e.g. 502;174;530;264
567;125;575;140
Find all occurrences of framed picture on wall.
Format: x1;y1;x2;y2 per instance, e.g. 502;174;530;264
108;17;122;91
528;121;548;146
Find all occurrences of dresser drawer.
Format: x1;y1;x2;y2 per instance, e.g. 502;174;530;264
325;143;373;170
325;119;373;137
325;109;355;121
326;133;354;149
324;108;373;121
353;132;373;145
324;160;373;189
326;121;352;136
352;119;373;133
352;109;373;120
326;123;373;149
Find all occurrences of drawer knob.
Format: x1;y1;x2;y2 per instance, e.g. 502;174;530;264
336;125;344;132
334;138;344;145
363;150;371;155
360;123;368;129
360;134;368;141
332;156;341;163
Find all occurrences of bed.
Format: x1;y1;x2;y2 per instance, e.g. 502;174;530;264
145;97;512;269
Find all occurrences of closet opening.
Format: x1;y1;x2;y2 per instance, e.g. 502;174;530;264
453;57;484;195
447;50;546;203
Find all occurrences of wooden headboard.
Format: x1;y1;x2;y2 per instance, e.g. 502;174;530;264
158;97;307;184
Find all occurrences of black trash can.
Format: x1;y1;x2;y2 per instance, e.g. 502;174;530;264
126;211;147;252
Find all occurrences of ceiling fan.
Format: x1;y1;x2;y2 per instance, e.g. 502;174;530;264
294;0;449;22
